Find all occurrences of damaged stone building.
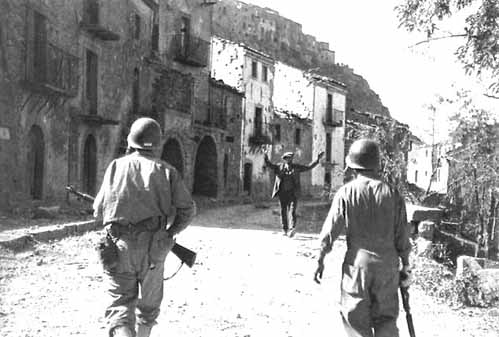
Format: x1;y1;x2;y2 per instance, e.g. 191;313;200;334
211;37;347;199
0;0;243;210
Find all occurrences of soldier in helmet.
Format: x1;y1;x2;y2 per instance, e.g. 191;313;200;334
264;150;324;237
313;138;412;337
93;117;196;337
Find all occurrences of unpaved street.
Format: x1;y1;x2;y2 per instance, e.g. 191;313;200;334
1;204;498;337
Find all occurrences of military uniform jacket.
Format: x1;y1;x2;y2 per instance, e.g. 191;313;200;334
93;151;195;234
319;173;411;267
264;156;321;198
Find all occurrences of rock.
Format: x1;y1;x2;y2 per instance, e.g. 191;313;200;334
418;220;436;240
414;237;433;258
406;204;444;223
476;269;499;305
456;255;483;277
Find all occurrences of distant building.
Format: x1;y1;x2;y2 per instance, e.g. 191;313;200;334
407;140;450;194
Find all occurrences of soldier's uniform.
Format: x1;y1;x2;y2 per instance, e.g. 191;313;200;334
93;118;195;337
315;139;411;337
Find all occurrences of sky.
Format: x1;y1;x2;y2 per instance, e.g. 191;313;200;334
242;0;496;143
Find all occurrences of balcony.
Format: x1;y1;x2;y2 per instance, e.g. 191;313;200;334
323;109;343;127
80;4;120;41
24;43;79;97
249;132;272;145
323;118;342;127
172;33;210;67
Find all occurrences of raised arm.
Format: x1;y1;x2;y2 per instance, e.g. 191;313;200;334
295;151;325;172
264;153;279;171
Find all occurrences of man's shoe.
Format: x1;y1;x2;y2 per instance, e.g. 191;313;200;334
282;230;288;236
288;228;296;238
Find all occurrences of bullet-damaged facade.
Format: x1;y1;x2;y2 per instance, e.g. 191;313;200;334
0;0;246;210
211;36;274;198
0;0;157;208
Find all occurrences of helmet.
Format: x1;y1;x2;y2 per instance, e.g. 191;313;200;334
346;138;380;170
281;152;294;159
127;117;162;150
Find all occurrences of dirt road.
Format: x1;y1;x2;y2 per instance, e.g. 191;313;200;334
1;203;498;337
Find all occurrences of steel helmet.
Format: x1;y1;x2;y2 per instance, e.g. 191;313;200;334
346;138;380;170
127;117;162;150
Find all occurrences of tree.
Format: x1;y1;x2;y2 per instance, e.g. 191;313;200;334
396;0;499;96
347;119;412;194
444;92;499;257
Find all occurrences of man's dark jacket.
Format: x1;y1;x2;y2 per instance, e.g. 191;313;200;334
264;156;321;198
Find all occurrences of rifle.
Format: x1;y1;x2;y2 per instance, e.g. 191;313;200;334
65;185;197;268
400;286;416;337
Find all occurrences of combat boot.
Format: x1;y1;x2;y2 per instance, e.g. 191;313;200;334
112;326;134;337
137;324;152;337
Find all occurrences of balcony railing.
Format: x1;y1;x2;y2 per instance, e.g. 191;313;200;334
80;4;120;41
323;109;344;127
172;33;209;67
193;100;227;129
249;132;272;145
25;42;79;97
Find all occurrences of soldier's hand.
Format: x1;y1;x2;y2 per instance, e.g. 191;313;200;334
313;259;325;284
399;264;413;288
317;151;325;160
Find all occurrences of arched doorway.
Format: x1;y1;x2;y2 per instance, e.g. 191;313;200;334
161;138;184;176
193;136;217;197
82;135;97;196
27;125;45;199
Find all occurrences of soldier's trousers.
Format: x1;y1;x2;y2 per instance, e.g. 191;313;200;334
278;192;297;231
340;256;400;337
103;222;171;335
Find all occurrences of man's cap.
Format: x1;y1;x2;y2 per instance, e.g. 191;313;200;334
282;152;294;159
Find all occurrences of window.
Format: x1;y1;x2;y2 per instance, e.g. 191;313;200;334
295;128;301;145
415;170;418;183
254;107;263;135
274;124;281;142
251;60;258;79
180;17;190;53
86;50;98;114
83;0;99;24
132;68;140;114
223;154;229;188
262;65;268;82
326;133;332;162
33;11;47;83
134;14;141;39
326;93;333;122
151;11;159;52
